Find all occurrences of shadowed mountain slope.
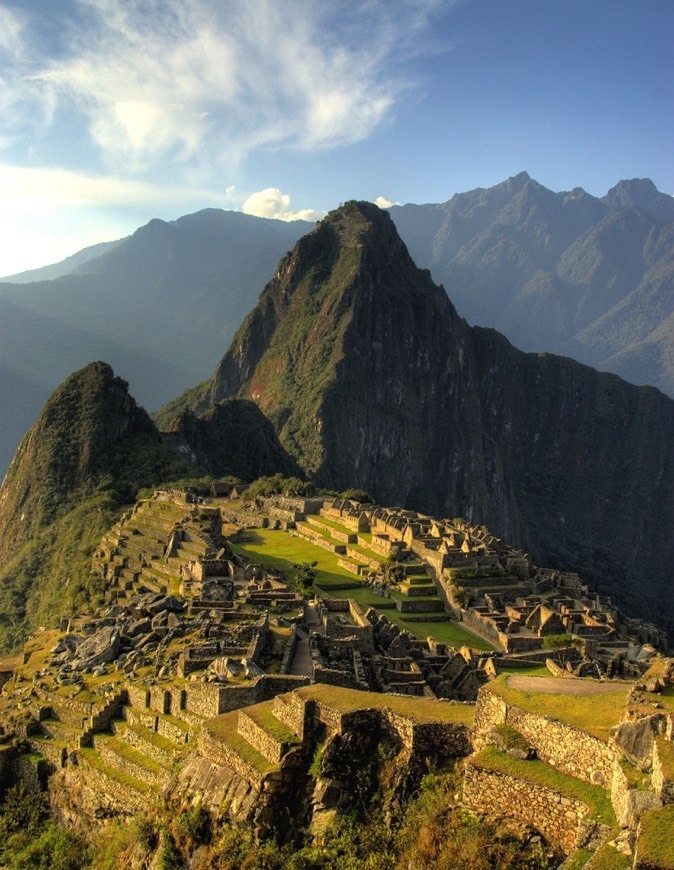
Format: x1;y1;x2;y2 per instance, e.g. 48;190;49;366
0;362;296;651
0;210;313;475
195;201;674;637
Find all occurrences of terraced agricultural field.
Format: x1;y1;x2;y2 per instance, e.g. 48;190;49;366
230;526;494;651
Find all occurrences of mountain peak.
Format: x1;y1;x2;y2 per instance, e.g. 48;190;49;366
603;178;674;222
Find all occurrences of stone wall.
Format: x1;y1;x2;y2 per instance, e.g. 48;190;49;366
651;737;674;804
126;683;151;710
272;692;314;740
463;760;594;854
460;608;506;650
74;756;147;813
237;711;291;764
280;626;298;675
473;687;616;785
198;728;266;788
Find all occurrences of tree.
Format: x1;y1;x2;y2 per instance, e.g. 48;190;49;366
290;561;318;596
378;559;405;587
542;633;581;665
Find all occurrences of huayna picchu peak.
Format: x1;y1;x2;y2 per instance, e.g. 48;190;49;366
166;201;674;642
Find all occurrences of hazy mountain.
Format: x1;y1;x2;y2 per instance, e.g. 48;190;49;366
0;210;313;475
389;174;674;396
186;201;674;637
0;238;123;284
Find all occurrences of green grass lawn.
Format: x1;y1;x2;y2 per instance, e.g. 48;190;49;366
232;528;495;651
297;683;475;725
636;806;674;869
485;674;630;741
231;528;357;585
497;664;551;677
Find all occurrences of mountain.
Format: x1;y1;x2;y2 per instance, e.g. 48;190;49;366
0;238;123;284
0;361;295;651
0;210;313;476
3;173;671;479
184;201;674;638
388;173;674;396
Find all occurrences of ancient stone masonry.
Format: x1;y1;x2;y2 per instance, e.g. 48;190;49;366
463;757;602;855
2;484;674;865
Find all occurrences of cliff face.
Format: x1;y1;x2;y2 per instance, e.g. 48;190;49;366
208;202;674;635
163;398;300;480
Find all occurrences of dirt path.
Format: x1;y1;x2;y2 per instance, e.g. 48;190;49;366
507;675;630;695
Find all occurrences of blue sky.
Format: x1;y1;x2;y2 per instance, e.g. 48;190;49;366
1;0;672;275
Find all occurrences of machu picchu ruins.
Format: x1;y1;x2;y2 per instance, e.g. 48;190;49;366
0;483;672;867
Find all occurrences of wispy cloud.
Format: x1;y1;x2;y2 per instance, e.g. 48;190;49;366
0;164;224;213
4;0;444;171
242;188;323;222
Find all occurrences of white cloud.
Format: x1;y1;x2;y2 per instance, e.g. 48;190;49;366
242;188;323;222
374;196;400;209
4;0;444;170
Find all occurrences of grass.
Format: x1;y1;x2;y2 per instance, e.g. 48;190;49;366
563;848;593;869
296;683;475;725
496;664;551;677
635;805;674;869
231;528;357;585
655;736;674;781
242;700;300;743
232;527;495;650
205;711;276;775
469;748;616;828
103;735;164;773
484;674;630;741
79;746;152;793
586;843;632;869
124;721;176;755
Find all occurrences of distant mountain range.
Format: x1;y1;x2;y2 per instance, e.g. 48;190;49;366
0;212;312;474
390;174;674;397
1;174;672;476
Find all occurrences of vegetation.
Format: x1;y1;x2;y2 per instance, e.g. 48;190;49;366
244;474;314;498
290;561;318;597
0;784;89;869
635;805;674;869
485;674;630;741
296;683;475;726
340;489;372;503
471;748;616;828
541;633;581;664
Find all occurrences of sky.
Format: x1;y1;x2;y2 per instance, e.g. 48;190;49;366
1;0;672;276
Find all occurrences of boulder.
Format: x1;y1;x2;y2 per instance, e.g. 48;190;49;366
617;789;662;830
72;626;120;668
